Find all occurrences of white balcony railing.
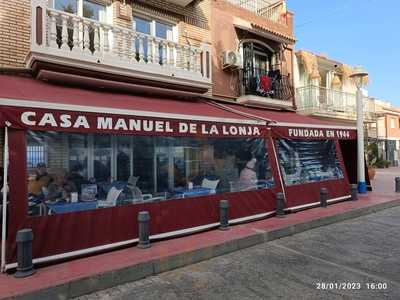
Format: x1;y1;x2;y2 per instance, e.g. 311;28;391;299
29;0;211;90
296;85;376;122
227;0;287;24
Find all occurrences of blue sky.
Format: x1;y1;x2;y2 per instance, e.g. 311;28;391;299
288;0;400;105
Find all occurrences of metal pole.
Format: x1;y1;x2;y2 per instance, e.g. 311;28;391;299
320;188;328;207
275;192;285;217
137;211;150;249
356;88;367;193
219;200;229;230
395;177;400;193
270;136;287;200
1;126;9;272
14;229;35;278
350;184;358;200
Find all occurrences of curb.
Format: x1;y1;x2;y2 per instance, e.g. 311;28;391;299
10;198;400;300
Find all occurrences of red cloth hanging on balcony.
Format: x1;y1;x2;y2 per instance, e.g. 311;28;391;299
259;75;272;92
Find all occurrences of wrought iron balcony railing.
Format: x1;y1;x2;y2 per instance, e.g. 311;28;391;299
243;70;294;102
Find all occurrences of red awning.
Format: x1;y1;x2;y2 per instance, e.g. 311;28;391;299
215;102;357;140
0;75;261;126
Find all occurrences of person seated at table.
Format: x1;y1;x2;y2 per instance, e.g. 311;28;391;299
239;152;258;190
28;163;53;197
66;164;87;194
46;170;77;202
214;149;239;193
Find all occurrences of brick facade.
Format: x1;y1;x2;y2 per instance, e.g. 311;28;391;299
0;0;31;67
0;0;210;67
210;0;295;101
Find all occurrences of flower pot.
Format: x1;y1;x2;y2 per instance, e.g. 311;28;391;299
368;167;376;181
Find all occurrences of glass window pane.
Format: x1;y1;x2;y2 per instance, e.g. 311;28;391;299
277;139;344;186
156;22;172;39
134;17;151;62
83;0;106;21
132;137;154;194
27;131;274;217
116;136;131;181
93;135;111;183
134;17;151;34
55;0;78;14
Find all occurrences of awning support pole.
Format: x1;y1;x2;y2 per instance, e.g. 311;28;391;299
270;135;287;201
1;125;9;272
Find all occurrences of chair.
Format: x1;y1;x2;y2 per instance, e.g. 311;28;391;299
201;178;220;194
98;187;123;208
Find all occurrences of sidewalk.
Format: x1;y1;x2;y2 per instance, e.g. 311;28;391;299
1;171;399;299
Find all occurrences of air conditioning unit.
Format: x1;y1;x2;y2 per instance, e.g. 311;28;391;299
222;50;242;70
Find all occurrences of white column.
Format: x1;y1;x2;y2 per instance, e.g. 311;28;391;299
49;12;58;48
72;17;80;52
83;21;91;54
93;25;100;54
60;14;69;51
153;38;160;65
138;35;145;63
102;25;110;54
357;88;366;193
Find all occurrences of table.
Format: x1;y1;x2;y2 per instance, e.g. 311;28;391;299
173;187;214;198
47;201;98;214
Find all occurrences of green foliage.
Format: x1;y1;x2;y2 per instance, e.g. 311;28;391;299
366;142;391;168
61;4;75;14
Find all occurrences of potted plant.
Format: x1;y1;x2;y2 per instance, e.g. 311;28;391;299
366;142;378;180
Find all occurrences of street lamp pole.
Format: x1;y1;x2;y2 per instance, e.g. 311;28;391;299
350;66;369;194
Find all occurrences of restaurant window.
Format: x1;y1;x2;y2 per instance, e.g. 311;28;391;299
26;131;274;216
277;139;344;186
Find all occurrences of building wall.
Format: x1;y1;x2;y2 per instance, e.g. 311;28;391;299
210;0;294;100
0;0;210;67
0;0;30;67
385;114;400;140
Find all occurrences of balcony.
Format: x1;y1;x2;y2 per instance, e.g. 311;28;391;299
238;71;294;109
296;85;376;122
227;0;288;25
28;1;211;96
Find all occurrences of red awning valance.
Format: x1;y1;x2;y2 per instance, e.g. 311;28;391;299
0;75;265;138
218;103;357;140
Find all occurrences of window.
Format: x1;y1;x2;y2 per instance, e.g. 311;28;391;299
83;0;106;21
133;16;174;64
277;139;344;186
27;134;47;171
242;41;290;100
54;0;106;21
53;0;107;51
391;118;395;129
27;131;274;216
55;0;78;14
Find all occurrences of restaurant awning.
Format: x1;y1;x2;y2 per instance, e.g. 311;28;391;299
214;102;357;140
0;75;265;125
0;75;267;138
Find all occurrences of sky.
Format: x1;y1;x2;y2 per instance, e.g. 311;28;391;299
288;0;400;105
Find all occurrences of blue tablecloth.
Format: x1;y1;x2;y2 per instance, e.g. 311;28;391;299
47;201;98;214
174;187;213;198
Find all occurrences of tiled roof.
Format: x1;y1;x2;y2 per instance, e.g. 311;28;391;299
251;23;295;44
